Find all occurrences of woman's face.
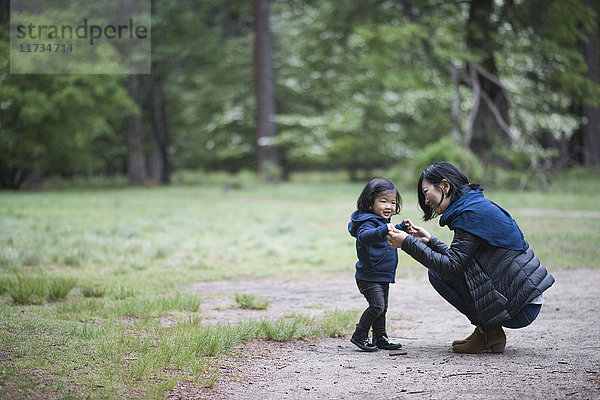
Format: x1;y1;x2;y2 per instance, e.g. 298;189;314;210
421;179;451;215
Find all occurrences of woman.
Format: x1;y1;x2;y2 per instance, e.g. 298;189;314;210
387;162;554;353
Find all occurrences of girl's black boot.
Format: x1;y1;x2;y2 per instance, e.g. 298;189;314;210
350;325;378;352
374;335;403;350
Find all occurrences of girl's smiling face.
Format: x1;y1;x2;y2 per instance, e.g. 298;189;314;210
372;190;398;219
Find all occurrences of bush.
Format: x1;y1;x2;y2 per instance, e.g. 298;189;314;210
288;170;351;183
171;169;259;187
552;166;600;194
407;137;484;184
44;174;128;190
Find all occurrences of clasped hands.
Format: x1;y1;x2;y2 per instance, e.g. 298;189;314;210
387;219;431;248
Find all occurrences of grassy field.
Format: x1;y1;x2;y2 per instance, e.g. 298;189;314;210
1;171;599;399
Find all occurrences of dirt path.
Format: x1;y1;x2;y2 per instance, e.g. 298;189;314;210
171;268;600;399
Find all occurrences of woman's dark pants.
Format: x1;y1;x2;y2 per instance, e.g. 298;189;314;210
427;270;542;330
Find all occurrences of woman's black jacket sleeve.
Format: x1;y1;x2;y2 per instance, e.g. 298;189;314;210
400;229;481;277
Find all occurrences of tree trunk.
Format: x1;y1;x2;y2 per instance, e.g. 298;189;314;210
125;75;147;185
583;0;600;166
0;0;8;24
148;63;171;184
145;0;170;184
253;0;281;181
466;0;511;166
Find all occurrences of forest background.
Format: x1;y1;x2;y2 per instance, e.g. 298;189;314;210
1;0;600;190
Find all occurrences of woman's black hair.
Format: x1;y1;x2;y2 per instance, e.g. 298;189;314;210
417;161;483;221
356;178;402;215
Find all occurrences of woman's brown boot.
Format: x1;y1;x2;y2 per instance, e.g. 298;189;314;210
452;326;506;354
452;328;478;346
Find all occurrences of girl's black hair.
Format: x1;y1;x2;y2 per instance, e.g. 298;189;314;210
356;178;402;215
417;161;483;221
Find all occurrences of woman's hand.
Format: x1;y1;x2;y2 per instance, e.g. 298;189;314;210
387;230;408;248
404;219;431;244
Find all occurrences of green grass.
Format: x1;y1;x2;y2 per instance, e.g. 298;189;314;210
0;171;599;399
2;273;76;304
81;285;107;298
234;293;270;309
2;273;48;305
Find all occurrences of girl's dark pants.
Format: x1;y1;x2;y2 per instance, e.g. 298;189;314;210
356;279;389;338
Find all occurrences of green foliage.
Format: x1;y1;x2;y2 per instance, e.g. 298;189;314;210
235;293;270;310
0;35;134;188
44;174;129;190
171;169;259;187
271;1;450;171
161;0;256;172
1;0;599;185
552;166;600;193
405;136;484;184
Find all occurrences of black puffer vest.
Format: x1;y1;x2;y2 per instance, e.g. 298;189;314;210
402;229;555;329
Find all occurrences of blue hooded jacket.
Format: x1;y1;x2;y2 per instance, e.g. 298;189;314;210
348;211;406;283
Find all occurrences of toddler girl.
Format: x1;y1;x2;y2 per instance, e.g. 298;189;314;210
348;178;406;351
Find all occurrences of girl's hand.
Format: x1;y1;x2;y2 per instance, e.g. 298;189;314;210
403;219;417;233
404;219;431;244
